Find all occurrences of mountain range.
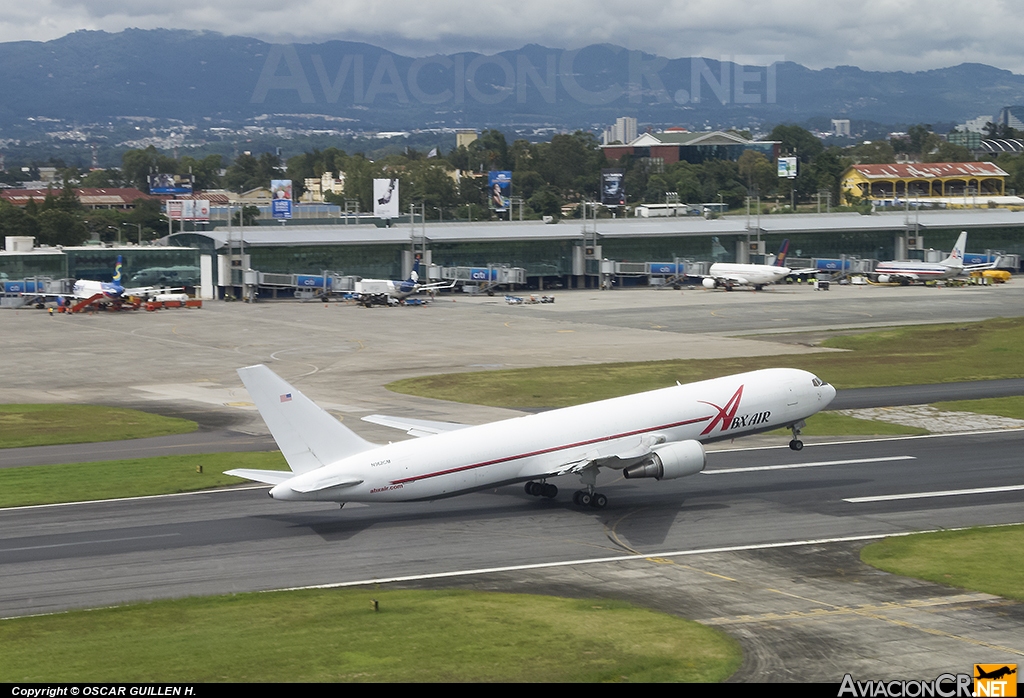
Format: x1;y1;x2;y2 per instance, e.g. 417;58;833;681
2;29;1023;131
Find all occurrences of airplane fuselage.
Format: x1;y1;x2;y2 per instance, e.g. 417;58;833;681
268;368;835;503
706;263;792;288
874;261;961;281
72;279;124;299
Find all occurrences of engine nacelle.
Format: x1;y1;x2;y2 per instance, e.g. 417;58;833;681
622;440;706;480
702;278;717;289
877;274;891;284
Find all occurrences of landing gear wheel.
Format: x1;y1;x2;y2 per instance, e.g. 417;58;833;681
578;491;592;507
591;493;608;509
542;483;558;499
789;439;804;451
525;482;538;496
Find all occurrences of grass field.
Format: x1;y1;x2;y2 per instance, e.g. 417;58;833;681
767;411;927;437
932;395;1024;420
387;317;1024;408
0;589;742;682
0;404;196;448
0;452;287;508
860;525;1024;602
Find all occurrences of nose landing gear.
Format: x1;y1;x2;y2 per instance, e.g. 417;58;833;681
789;420;806;451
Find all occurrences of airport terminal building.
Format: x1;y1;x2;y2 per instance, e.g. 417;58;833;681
3;209;1024;299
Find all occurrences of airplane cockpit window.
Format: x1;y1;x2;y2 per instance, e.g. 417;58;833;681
811;377;829;387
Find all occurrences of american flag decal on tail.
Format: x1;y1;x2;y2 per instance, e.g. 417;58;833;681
280;393;292;403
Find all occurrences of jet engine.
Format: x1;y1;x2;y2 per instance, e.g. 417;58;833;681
702;278;718;289
622;440;706;480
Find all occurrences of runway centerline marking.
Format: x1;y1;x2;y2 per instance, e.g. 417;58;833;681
845;484;1024;503
704;455;915;474
1;533;180;553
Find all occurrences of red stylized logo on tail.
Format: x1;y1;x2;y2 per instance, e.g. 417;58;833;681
698;385;744;435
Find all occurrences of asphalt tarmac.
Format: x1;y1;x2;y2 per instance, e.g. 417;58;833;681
2;282;1022;681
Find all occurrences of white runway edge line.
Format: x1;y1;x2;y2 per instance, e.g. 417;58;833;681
0;484;269;512
846;484;1024;503
271;526;1022;595
704;455;915;474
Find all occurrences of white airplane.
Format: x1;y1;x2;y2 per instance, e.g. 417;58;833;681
226;364;837;509
354;259;454;306
700;239;793;291
873;231;969;284
22;255;181;305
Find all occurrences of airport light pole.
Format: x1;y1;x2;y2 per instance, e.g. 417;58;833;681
123;222;143;246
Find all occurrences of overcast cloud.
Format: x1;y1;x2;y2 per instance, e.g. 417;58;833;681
3;0;1022;74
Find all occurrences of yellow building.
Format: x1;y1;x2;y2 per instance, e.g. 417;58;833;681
841;162;1008;206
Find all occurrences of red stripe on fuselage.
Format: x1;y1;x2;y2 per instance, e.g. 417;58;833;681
389;415;713;485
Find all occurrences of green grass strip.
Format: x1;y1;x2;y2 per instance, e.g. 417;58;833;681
0;452;287;508
0;588;742;682
387;318;1024;408
932;395;1024;420
768;411;927;437
861;525;1024;602
387;317;1024;407
0;404;196;449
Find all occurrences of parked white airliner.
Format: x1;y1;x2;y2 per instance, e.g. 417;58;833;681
701;239;793;290
226;365;836;509
873;231;969;284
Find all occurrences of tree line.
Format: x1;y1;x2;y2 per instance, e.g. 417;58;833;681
5;123;1024;247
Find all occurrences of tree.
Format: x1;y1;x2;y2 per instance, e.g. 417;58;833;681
924;142;973;163
232;206;261;226
848;141;896;164
768;124;823;163
36;210;87;247
0;201;40;240
737;151;777;197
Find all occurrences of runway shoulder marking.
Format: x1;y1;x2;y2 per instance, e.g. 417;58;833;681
704;455;915;474
845;484;1024;503
0;485;269;512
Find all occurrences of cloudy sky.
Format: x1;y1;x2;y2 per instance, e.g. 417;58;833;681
3;0;1022;74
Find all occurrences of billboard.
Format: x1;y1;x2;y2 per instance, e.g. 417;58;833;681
777;157;798;179
488;171;511;211
271;180;293;219
166;200;210;221
373;178;399;219
601;168;626;207
148;173;194;195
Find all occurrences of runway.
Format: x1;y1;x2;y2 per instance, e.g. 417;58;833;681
2;284;1023;680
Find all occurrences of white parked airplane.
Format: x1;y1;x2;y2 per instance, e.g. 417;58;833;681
873;231;969;284
226;364;836;509
22;255;181;304
354;259;454;306
700;239;793;290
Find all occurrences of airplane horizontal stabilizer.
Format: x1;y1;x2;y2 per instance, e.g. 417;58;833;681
237;364;376;474
224;468;295;485
361;414;470;437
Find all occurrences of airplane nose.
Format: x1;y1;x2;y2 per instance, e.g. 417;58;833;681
823;384;837;407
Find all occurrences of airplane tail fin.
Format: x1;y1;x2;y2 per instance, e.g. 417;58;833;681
773;239;790;267
112;255;124;287
409;258;421;283
940;231;968;268
237;365;375;474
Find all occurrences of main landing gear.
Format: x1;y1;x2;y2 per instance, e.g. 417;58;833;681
572;489;608;509
525;481;557;499
789;420;806;451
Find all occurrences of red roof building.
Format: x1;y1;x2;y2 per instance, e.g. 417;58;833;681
0;188;155;209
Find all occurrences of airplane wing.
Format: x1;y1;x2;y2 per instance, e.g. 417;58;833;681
123;285;186;296
550;434;667;475
361;414;471;437
224;468;294;485
417;280;457;291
